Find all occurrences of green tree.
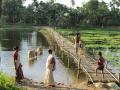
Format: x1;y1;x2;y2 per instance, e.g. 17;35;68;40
0;0;2;18
0;0;2;25
109;0;120;25
23;5;34;24
1;0;120;27
81;0;99;25
97;1;109;27
2;0;24;23
35;1;50;25
110;0;120;8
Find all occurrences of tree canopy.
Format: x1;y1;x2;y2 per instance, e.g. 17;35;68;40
1;0;120;27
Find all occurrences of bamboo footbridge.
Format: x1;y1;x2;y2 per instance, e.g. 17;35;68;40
42;27;120;85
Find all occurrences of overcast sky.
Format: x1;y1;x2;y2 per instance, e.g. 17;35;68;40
23;0;112;7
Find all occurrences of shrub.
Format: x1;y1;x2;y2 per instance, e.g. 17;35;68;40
0;72;23;90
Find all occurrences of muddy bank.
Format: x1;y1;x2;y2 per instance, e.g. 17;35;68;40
19;77;120;90
18;78;96;90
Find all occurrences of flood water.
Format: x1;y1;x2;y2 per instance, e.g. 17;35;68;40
81;31;120;74
0;29;86;85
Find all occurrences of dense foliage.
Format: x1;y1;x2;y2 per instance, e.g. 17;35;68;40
0;72;23;90
1;0;120;27
0;0;2;17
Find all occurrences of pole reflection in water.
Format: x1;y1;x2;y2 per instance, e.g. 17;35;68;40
0;29;87;85
28;59;36;68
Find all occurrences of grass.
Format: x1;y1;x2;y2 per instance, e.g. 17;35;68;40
56;28;120;48
0;72;24;90
56;27;120;68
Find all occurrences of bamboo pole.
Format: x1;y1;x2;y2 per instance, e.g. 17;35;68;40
78;58;81;70
62;40;64;47
68;51;70;68
58;46;60;54
56;44;59;53
118;73;120;82
77;69;80;79
62;50;64;60
55;43;57;51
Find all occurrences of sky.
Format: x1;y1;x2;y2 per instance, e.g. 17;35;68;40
23;0;112;7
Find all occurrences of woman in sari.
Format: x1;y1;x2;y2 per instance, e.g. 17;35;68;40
13;46;24;83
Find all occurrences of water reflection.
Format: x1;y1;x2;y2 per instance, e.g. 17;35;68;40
28;59;37;68
67;68;87;84
0;30;49;51
0;30;87;85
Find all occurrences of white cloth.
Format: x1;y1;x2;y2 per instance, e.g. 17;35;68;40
44;55;55;85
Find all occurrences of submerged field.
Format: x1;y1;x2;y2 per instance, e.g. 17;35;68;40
56;28;120;70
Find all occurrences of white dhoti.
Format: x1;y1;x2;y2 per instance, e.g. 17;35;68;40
44;55;55;85
44;64;54;85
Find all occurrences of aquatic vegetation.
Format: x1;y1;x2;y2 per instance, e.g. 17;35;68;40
56;28;120;68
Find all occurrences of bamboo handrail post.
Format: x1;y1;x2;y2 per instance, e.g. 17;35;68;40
78;58;81;70
67;51;70;68
118;73;120;83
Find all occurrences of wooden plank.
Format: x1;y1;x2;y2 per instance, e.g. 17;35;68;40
48;29;119;84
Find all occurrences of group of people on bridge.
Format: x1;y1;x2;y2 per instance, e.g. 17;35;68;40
73;32;105;78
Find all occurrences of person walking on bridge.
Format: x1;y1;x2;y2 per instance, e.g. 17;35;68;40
73;32;80;54
96;51;105;78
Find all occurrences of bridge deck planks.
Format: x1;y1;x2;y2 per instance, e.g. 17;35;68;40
49;29;119;83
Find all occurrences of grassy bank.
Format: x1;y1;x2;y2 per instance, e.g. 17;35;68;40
0;72;24;90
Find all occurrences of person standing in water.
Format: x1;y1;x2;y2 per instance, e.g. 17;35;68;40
13;46;24;83
44;49;56;87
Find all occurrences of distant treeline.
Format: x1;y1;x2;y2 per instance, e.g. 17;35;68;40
1;0;120;27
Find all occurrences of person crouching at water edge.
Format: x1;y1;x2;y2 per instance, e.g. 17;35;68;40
44;49;56;87
13;46;24;83
96;51;105;78
73;32;80;54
